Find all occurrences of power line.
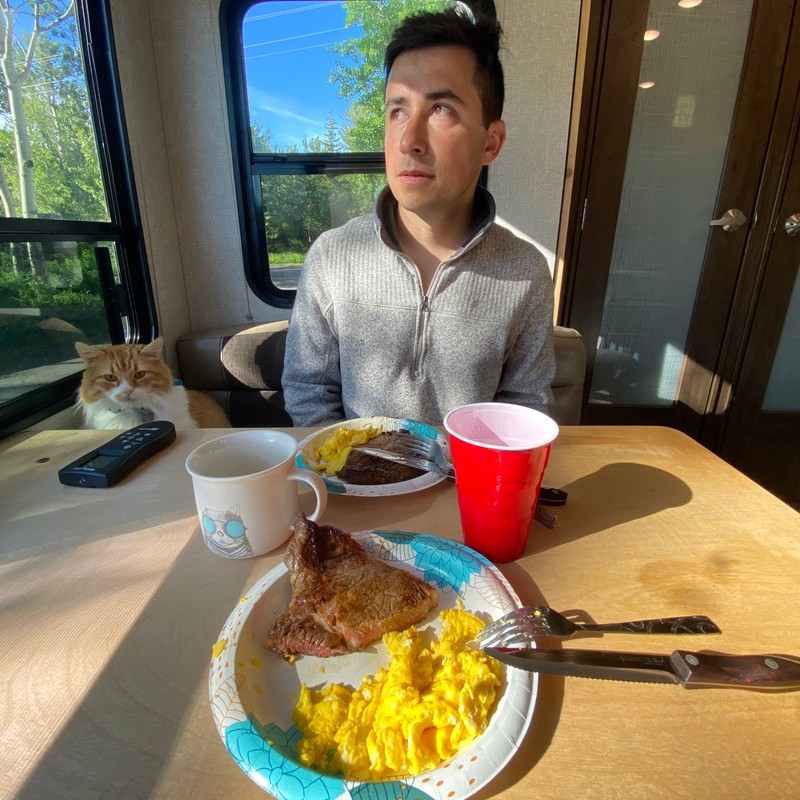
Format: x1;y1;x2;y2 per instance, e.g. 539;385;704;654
245;2;334;23
244;25;347;49
245;40;340;60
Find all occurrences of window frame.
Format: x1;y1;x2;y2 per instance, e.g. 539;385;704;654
0;0;156;437
220;0;388;308
220;0;494;308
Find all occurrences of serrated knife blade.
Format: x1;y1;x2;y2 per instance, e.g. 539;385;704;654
484;647;800;690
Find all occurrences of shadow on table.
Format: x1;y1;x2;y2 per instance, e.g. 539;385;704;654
531;461;693;554
13;530;263;800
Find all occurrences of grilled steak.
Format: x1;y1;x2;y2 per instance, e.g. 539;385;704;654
336;430;425;485
266;514;439;657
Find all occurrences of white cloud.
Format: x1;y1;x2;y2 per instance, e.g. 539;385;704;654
247;85;328;145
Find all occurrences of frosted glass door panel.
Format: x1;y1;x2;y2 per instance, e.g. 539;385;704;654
590;0;753;406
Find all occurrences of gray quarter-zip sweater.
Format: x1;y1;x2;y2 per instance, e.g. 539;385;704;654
282;186;555;426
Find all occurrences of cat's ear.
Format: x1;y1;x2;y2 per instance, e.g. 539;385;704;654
140;337;165;359
75;341;104;362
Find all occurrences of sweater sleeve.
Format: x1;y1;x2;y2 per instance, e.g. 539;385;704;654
494;251;556;415
282;237;346;426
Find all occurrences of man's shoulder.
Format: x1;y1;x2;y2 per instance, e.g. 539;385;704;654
315;212;376;247
486;218;554;278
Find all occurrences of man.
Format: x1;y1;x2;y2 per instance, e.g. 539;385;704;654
283;7;555;426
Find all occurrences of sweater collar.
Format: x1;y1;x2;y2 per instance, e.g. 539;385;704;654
373;185;496;255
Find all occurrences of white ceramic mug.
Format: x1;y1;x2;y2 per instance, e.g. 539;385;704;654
185;429;327;558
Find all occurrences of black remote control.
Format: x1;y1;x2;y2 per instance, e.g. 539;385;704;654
58;421;177;488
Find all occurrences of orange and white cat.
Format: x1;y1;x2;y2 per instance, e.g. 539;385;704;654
75;338;231;429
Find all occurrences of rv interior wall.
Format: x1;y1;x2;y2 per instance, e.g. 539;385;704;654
108;0;580;365
492;0;581;270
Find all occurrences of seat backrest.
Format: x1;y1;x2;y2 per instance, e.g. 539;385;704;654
177;321;291;426
551;325;586;425
177;320;586;427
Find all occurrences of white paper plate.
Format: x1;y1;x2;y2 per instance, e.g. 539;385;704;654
209;531;537;800
296;417;450;496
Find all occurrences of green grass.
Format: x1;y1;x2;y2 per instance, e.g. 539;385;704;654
269;251;306;265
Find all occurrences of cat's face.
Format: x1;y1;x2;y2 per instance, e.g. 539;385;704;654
201;505;253;558
76;338;172;408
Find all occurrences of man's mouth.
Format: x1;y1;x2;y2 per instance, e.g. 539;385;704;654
398;170;433;182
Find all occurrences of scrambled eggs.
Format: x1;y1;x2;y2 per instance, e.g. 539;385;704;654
314;426;383;477
292;608;502;780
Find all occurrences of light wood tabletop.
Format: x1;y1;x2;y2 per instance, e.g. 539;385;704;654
1;425;799;800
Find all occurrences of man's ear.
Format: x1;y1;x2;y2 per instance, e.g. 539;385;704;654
481;119;506;166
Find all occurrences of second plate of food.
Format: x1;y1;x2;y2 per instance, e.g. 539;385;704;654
296;416;450;496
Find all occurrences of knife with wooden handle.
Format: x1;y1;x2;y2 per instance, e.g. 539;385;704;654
484;647;800;690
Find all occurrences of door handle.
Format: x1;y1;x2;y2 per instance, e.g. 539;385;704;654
709;208;747;232
785;213;800;237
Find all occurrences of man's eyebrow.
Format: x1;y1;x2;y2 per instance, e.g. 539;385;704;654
427;89;464;104
385;89;465;108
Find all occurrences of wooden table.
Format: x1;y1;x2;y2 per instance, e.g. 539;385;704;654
1;426;799;800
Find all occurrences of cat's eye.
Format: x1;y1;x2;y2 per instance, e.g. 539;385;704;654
103;374;118;382
134;370;146;379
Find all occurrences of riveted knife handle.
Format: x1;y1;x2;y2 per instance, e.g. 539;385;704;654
672;651;800;689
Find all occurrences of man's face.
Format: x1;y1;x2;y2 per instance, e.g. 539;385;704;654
384;46;505;223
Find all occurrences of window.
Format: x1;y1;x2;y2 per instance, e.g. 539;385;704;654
221;0;494;306
0;0;154;436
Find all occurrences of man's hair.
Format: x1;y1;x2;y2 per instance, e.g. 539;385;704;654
384;7;505;126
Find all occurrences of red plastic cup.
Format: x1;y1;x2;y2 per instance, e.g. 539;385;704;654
443;403;559;563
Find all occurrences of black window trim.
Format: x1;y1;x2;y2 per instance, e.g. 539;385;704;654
220;0;495;308
221;0;391;308
0;0;156;438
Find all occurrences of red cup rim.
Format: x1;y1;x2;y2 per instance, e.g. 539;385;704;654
443;402;559;451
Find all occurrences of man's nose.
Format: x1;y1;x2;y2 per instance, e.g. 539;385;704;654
400;112;428;155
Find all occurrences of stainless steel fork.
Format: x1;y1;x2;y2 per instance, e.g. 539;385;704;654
473;606;722;647
385;432;454;474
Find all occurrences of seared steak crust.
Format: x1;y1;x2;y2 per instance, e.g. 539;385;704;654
266;514;439;657
336;430;425;485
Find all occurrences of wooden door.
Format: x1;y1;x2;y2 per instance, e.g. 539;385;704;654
715;125;800;507
562;0;800;502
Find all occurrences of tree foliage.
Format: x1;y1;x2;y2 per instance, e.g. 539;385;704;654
0;0;106;288
0;1;102;224
331;0;450;151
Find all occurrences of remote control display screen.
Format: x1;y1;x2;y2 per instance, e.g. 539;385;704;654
81;454;118;470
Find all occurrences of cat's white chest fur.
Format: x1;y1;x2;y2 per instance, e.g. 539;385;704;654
80;384;198;430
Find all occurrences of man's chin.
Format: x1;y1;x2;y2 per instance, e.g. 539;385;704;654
390;188;438;217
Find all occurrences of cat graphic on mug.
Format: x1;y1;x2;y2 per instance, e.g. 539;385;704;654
201;505;254;559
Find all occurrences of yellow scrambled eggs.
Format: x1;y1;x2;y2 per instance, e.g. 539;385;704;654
292;608;502;780
314;426;383;476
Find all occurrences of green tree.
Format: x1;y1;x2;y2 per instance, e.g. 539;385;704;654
330;0;449;151
26;33;105;221
0;1;108;280
0;1;77;224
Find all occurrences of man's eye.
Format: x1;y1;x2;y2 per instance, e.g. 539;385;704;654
433;104;452;115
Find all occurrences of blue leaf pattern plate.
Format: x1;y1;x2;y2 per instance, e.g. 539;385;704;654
209;531;537;800
296;417;450;496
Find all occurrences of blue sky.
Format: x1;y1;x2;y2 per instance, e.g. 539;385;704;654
243;1;357;150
